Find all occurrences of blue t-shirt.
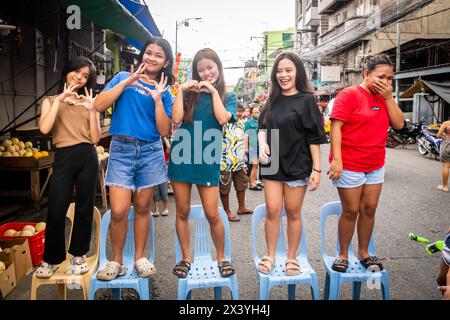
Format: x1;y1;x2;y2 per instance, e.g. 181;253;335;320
103;71;174;142
244;117;259;151
168;92;237;186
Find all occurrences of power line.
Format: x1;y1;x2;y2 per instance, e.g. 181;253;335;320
399;7;450;22
300;0;436;61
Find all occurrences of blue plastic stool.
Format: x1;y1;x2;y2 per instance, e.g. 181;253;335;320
320;201;390;300
88;207;155;300
175;205;239;300
251;204;319;300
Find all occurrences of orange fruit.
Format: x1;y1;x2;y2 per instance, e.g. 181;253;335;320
33;151;42;159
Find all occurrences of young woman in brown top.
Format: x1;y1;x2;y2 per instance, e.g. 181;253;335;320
35;56;100;278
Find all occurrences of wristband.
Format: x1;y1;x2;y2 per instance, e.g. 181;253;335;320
312;168;322;173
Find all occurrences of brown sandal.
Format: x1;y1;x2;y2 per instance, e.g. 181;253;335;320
218;260;235;277
173;260;191;278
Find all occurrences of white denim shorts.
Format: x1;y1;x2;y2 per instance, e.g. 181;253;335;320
332;166;385;188
283;177;309;188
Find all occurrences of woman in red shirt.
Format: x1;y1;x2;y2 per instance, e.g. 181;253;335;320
328;54;404;272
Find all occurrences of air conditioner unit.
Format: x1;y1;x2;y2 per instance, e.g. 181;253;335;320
355;53;365;68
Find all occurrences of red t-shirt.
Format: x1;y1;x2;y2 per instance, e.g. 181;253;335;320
328;85;389;172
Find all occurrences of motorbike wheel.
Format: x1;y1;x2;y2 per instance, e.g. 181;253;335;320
417;137;429;156
386;136;399;148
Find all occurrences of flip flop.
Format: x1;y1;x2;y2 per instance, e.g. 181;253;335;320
237;210;253;215
228;215;240;222
436;185;449;192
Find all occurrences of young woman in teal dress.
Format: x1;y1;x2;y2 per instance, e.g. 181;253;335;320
168;48;237;278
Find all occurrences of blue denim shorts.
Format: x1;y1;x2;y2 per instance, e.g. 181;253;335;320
105;136;168;191
283;178;309;188
332;166;385;188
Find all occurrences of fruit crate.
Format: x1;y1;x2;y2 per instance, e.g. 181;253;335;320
0;152;54;170
0;222;45;266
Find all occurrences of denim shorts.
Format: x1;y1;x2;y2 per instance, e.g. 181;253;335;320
105;136;168;191
153;181;168;201
248;147;259;164
283;178;309;188
332;166;385;188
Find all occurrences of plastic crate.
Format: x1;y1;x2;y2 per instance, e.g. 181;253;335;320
0;222;45;266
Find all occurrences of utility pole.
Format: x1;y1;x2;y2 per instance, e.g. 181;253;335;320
175;17;202;57
395;0;401;103
264;33;268;74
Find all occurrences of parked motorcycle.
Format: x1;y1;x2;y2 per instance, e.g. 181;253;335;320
417;125;442;159
386;120;422;148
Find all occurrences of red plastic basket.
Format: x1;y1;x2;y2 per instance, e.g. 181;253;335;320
0;222;45;266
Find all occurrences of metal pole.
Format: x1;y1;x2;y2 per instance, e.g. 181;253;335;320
395;0;401;103
175;20;178;57
265;33;268;74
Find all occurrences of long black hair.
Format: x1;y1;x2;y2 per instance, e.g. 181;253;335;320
58;56;97;95
263;51;313;125
137;37;174;85
183;48;226;123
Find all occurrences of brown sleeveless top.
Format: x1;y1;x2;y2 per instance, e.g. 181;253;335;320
43;95;94;148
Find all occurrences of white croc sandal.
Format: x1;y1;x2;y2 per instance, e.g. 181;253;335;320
134;257;157;277
69;255;90;275
35;262;59;279
96;261;127;281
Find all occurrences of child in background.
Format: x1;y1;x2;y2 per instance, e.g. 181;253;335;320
152;137;170;217
437;228;450;300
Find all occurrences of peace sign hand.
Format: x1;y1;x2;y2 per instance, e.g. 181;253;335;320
125;63;150;86
78;87;97;111
148;72;169;101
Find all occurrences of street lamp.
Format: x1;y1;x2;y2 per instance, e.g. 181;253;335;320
175;17;202;56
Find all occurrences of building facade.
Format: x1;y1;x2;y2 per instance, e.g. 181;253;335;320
295;0;450;121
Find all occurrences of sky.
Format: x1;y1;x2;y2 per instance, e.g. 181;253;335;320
146;0;295;86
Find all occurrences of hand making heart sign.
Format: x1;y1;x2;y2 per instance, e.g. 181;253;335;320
180;79;216;94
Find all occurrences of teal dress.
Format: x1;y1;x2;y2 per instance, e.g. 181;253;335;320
168;92;237;186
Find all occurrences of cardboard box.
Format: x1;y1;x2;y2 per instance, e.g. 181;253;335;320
0;254;17;298
0;238;33;282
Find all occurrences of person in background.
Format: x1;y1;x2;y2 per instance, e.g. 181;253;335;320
219;101;253;222
437;228;450;300
436;119;450;192
245;104;263;191
152;137;171;216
